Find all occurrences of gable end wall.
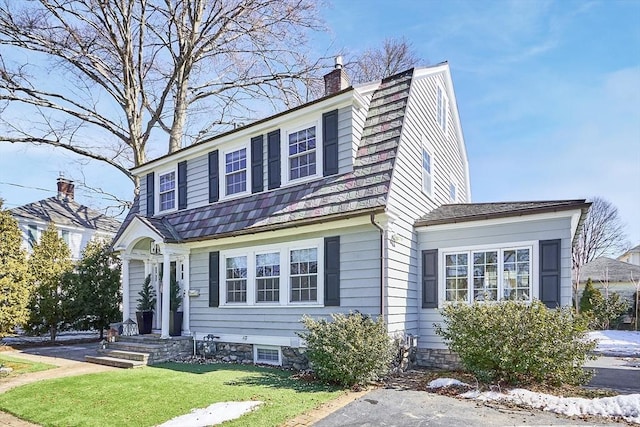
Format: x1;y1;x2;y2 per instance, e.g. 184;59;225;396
384;72;470;336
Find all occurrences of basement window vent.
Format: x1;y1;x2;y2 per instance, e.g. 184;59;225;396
254;346;281;365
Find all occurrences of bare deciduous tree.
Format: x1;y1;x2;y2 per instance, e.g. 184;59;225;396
0;0;324;194
346;37;422;84
572;196;629;310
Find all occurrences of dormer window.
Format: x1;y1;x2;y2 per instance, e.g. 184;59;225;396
225;147;247;196
158;170;176;211
288;125;317;181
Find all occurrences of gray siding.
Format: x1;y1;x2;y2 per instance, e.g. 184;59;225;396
188;225;381;339
186;154;209;209
417;216;574;349
128;260;145;318
383;72;470;336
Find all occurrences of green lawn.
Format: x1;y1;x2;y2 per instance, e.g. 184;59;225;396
0;363;343;427
0;354;55;376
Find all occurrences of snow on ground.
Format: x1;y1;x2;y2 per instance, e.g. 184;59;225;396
461;388;640;425
588;330;640;356
157;401;262;427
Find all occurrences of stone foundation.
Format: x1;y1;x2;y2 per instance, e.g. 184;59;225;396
281;346;309;370
415;348;462;370
194;339;311;369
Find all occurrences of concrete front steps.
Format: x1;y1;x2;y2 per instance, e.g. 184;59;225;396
85;334;193;369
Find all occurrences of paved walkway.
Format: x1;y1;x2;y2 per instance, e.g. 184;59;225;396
0;344;116;426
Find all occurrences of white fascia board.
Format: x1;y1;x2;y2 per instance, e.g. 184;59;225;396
15;217;93;233
132;91;356;176
413;63;471;202
185;215;374;250
415;209;584;233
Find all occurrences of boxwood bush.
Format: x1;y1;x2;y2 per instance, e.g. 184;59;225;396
298;312;395;387
435;300;596;385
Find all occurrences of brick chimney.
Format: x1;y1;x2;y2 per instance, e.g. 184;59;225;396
57;177;74;201
324;56;350;96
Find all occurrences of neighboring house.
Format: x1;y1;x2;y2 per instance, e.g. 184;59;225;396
11;178;121;260
618;244;640;266
579;257;640;300
112;61;589;368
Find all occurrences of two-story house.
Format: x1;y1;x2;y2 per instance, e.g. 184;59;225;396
11;178;121;261
112;61;589;368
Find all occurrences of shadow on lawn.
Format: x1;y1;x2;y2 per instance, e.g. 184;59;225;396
153;362;339;393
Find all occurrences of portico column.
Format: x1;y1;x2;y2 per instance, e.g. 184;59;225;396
121;256;130;322
161;250;171;338
182;254;190;335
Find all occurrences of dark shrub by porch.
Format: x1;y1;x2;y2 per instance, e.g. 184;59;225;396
298;312;394;387
435;300;596;386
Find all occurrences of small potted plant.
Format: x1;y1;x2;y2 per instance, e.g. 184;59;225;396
136;274;156;334
169;275;183;336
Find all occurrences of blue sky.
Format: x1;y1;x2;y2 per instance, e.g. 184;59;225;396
1;0;639;248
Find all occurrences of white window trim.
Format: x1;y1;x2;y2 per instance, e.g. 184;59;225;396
421;138;434;199
219;238;324;308
220;143;251;200
253;345;282;366
155;166;178;214
438;240;539;307
281;120;323;186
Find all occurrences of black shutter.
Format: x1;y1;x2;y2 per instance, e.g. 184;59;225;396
267;130;281;189
539;239;561;308
208;150;219;203
178;160;187;210
209;251;220;308
322;109;339;176
251;135;264;193
146;172;154;216
422;249;438;308
324;236;340;306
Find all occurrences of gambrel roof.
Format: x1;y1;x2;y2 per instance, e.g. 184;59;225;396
114;69;414;244
11;196;121;233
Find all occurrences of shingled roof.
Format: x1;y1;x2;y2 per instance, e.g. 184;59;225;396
415;200;590;227
11;196;121;234
580;257;640;283
115;69;414;244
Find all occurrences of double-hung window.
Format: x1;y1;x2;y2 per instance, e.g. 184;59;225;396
225;148;247;196
158;170;176;212
256;252;280;303
225;256;247;303
444;245;532;303
220;239;323;307
290;248;318;302
288;125;317;181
